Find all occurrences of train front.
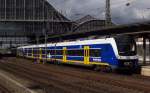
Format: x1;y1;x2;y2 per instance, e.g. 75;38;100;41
114;35;139;72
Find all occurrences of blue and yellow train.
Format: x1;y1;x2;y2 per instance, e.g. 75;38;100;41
17;36;139;72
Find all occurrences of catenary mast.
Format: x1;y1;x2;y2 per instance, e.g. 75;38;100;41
105;0;112;26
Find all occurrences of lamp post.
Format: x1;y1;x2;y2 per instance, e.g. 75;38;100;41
44;27;48;64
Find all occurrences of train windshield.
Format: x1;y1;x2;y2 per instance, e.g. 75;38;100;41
115;35;137;56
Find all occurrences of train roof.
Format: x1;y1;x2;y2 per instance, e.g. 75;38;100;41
18;38;115;49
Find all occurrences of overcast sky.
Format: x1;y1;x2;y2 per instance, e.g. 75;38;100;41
47;0;150;24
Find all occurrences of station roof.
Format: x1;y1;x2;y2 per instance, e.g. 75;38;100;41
47;21;150;41
75;15;99;24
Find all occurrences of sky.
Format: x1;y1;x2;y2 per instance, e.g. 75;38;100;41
47;0;150;24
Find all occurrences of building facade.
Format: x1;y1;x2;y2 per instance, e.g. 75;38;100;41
0;0;72;48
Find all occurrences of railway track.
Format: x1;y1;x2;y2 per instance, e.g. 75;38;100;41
0;57;150;93
0;84;11;93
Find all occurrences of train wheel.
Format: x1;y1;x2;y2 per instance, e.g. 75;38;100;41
93;65;101;71
93;65;112;72
104;66;112;73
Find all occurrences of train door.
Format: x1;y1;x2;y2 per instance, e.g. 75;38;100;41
84;46;90;64
63;47;67;62
32;48;34;59
39;48;42;60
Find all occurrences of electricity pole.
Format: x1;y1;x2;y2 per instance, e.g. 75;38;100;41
105;0;112;26
44;2;48;64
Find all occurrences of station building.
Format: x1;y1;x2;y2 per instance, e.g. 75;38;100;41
0;0;72;49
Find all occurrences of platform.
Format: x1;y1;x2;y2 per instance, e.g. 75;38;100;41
141;66;150;77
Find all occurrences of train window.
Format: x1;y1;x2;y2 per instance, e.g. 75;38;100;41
56;50;63;55
33;50;39;54
25;49;28;53
90;49;101;57
48;50;54;55
67;50;84;56
42;50;46;54
47;50;63;55
115;35;137;56
28;49;32;53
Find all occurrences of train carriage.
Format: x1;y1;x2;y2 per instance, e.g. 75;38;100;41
17;36;139;72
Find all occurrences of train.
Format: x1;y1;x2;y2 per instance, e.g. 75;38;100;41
17;35;139;72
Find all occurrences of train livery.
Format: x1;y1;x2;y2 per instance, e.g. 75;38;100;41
17;36;139;71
